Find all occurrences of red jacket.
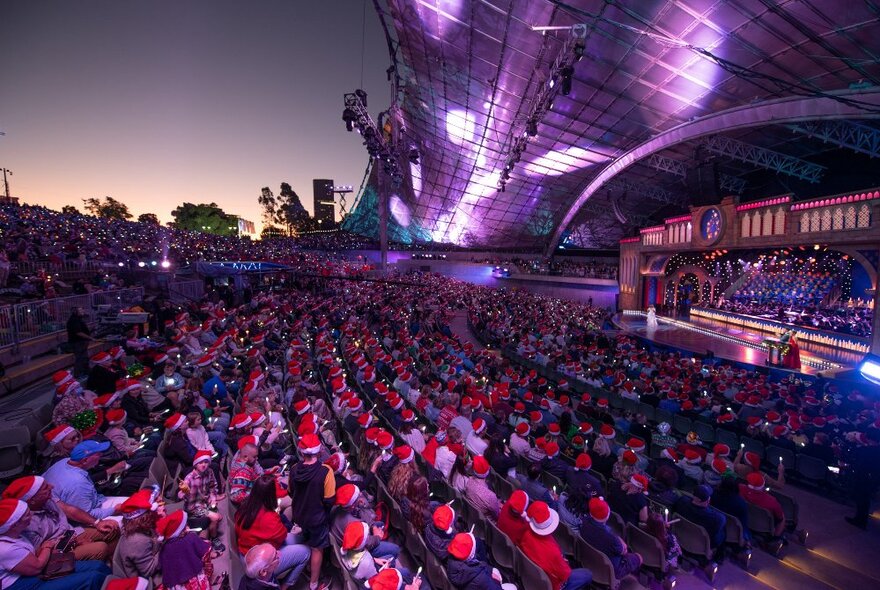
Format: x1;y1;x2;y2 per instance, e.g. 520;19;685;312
236;508;287;554
518;529;571;590
497;503;529;545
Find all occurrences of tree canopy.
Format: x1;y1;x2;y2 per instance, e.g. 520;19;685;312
82;196;132;220
61;205;79;215
137;213;160;225
258;182;315;236
170;202;238;236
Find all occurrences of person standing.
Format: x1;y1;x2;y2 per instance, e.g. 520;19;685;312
845;430;880;529
67;307;95;378
288;434;335;590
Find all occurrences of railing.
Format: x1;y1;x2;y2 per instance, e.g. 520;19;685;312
9;260;110;277
168;280;205;304
0;287;144;350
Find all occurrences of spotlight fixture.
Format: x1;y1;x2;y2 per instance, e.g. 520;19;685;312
527;119;538;137
342;108;357;132
343;90;403;185
354;89;368;108
408;148;420;165
560;65;573;96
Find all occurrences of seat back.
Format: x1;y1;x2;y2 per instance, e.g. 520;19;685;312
608;511;625;538
722;511;746;547
769;490;798;526
574;537;617;589
515;550;553;590
740;437;764;458
487;522;517;572
795;454;828;484
554;520;578;560
425;551;453;590
714;428;739;450
490;469;514;500
0;426;31;479
638;403;656;422
746;502;775;535
766;446;795;470
654;408;673;426
693;421;716;443
671;516;713;561
673;415;693;436
625;522;665;571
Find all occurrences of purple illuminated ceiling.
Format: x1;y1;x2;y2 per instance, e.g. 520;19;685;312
380;0;880;248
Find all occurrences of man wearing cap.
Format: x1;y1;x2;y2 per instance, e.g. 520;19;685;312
3;475;120;562
288;434;335;590
580;497;641;580
739;473;786;538
518;501;592;590
673;485;727;550
566;454;602;499
43;440;128;520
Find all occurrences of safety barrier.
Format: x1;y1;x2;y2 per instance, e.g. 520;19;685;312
0;287;144;350
168;279;205;304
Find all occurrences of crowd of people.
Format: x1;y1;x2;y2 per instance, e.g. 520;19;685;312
712;299;874;338
731;271;836;307
3;259;880;590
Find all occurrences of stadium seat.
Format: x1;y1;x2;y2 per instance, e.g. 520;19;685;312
0;426;33;479
673;415;693;436
766;446;795;471
514;549;553;590
574;537;618;589
693;421;716;443
796;453;829;486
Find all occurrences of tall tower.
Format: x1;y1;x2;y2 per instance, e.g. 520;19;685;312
313;179;335;226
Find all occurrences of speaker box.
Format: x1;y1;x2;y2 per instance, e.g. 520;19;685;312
687;160;719;206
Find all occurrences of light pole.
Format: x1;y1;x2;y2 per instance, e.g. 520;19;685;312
1;168;11;200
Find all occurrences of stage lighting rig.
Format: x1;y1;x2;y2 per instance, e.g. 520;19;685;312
498;24;586;190
343;90;402;187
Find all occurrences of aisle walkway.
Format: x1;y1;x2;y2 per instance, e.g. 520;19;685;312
450;310;486;352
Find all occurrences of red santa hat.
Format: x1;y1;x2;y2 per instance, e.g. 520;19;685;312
335;484;361;508
44;424;76;446
589;497;610;522
393;445;414;465
193;450;213;465
342;521;370;553
2;476;45;502
507;489;529;515
164;413;186;432
472;455;490;478
106;578;149;590
432;504;456;534
0;499;29;534
746;472;765;490
155;510;188;541
448;532;478;561
119;486;161;520
106;409;127;425
527;501;559;536
575;453;592;471
298;433;322;455
365;568;405;590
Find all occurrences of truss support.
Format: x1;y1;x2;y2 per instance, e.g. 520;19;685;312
718;173;747;194
547;87;880;255
605;178;682;205
788;120;880;159
702;135;826;183
646;154;687;177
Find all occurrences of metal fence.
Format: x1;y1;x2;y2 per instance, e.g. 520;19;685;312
10;260;109;278
0;287;144;350
168;280;205;304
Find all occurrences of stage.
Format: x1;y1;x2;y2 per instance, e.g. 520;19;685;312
614;311;860;376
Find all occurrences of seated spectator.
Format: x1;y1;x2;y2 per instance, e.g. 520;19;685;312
3;475;119;563
400;476;432;532
644;513;682;570
608;475;648;526
364;568;422;590
464;456;500;520
449;456;471;494
330;484;398;560
43;440;127;520
239;544;280;590
673;485;727;549
425;504;457;561
177;450;224;550
155;510;213;590
589;436;616;481
162;414;196;480
565;453;602;499
466;419;490;456
229;442;265;505
711;476;752;545
234;475;309;590
647;463;681;507
611;450;641;485
497;489;530;543
447;532;517;590
516;462;556;509
557;489;589;533
399;412;427;454
0;498;110;590
484;435;517;479
579;497;642;580
113;487;165;586
739;473;785;538
518;501;592;590
541;442;569;481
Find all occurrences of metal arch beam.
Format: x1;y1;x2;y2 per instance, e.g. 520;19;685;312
702;135;826;183
546;88;880;256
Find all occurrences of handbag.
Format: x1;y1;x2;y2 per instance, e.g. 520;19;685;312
42;551;75;580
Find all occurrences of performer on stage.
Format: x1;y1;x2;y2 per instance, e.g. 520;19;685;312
646;306;658;329
780;329;801;370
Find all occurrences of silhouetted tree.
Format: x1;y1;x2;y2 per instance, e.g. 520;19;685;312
170;202;237;236
82;196;132;220
137;213;160;225
61;205;79;215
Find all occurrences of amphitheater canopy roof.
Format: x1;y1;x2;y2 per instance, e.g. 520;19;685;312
370;0;880;250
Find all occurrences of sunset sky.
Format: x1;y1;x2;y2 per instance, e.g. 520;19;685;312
0;0;388;232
